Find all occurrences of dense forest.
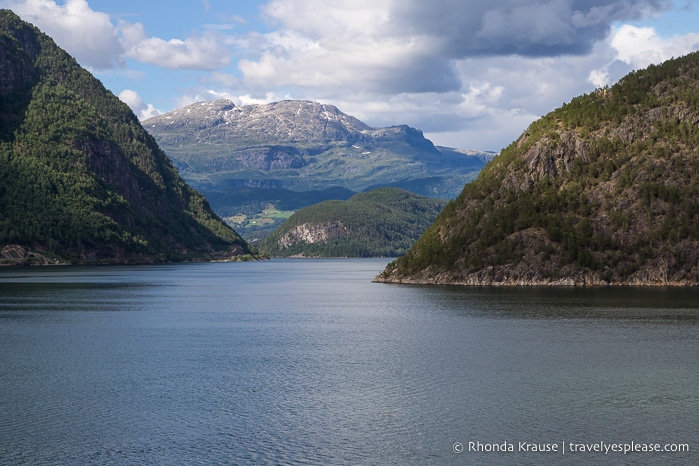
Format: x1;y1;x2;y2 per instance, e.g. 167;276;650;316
260;188;446;257
0;10;252;264
378;52;699;285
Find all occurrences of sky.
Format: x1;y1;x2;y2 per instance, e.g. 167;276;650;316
3;0;699;152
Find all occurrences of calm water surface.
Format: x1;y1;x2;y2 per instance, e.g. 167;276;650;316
0;259;697;465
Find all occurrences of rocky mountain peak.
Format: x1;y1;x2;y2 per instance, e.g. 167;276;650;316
146;99;373;146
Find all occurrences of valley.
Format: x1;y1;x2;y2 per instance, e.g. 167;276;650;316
145;100;494;241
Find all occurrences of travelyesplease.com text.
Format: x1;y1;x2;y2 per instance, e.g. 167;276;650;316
453;440;689;455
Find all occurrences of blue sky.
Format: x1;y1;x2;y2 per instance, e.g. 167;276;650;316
3;0;699;151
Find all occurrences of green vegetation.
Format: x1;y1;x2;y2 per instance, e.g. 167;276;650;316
259;188;447;257
0;10;252;264
209;186;356;240
224;205;295;241
380;52;699;285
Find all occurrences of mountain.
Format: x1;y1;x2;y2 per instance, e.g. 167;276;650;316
144;100;493;238
376;52;699;286
259;188;447;257
0;10;253;265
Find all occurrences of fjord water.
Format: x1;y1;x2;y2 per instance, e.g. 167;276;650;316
0;259;696;465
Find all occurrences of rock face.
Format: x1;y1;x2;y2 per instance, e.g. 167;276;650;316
377;52;699;286
0;245;55;265
277;222;348;249
0;10;253;264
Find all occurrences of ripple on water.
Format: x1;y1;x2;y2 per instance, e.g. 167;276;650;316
1;260;697;465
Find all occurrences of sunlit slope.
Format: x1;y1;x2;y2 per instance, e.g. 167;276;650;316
0;10;252;264
377;52;699;285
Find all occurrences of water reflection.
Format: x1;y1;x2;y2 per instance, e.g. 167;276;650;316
396;284;699;321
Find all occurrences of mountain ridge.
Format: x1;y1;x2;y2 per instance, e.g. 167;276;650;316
145;99;493;239
145;98;487;195
146;99;441;156
376;52;699;286
0;10;253;264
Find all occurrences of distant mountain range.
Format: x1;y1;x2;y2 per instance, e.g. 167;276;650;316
145;100;494;239
259;188;447;257
0;10;253;264
377;52;699;285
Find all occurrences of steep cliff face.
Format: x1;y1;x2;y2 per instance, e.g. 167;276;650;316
377;52;699;286
0;10;253;264
277;222;348;249
0;34;32;94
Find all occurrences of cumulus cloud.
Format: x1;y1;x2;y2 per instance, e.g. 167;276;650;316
119;22;232;70
3;0;234;71
251;0;457;94
586;24;699;88
238;32;458;94
239;0;673;97
6;0;698;151
610;24;699;68
220;0;698;150
118;89;162;120
391;0;672;57
588;68;611;88
2;0;123;69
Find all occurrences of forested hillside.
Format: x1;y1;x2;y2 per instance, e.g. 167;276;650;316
377;52;699;285
260;188;446;257
0;10;252;264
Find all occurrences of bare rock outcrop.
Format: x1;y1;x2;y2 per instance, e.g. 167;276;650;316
278;222;348;248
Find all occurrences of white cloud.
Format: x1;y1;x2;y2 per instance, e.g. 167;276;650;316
610;24;699;68
221;0;690;149
262;0;392;39
240;4;456;94
8;0;699;151
3;0;235;71
586;24;699;88
139;103;163;120
588;69;611;88
119;21;232;70
118;89;162;120
2;0;123;69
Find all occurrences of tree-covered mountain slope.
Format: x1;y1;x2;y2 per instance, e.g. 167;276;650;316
144;100;493;239
0;10;253;264
259;188;447;258
376;52;699;285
